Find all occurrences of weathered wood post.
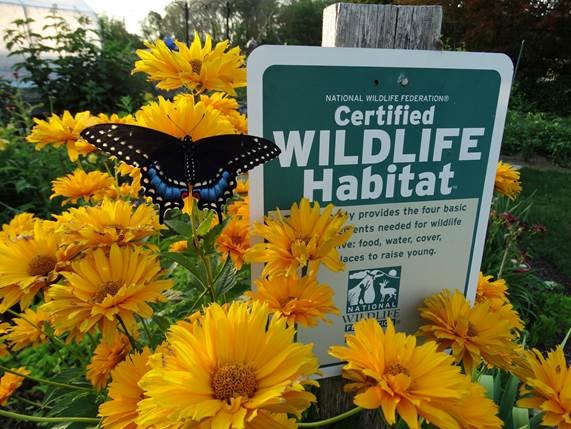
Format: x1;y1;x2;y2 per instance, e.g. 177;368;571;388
322;3;442;50
312;4;443;428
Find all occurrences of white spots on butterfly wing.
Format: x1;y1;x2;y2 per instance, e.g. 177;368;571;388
111;125;118;130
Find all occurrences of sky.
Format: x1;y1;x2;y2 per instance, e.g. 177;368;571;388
84;0;173;34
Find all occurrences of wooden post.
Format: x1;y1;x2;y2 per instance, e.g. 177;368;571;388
322;3;442;50
312;4;443;428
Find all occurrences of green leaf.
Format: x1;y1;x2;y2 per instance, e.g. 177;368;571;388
152;314;172;334
163;252;206;288
493;369;503;404
165;219;194;237
213;257;237;297
479;374;495;400
499;373;520;427
196;210;215;236
202;222;226;252
512;407;530;429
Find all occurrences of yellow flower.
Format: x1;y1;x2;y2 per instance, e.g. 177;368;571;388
55;199;162;257
227;195;249;220
117;162;139;178
216;216;250;270
137;301;318;429
329;318;500;429
0;212;37;241
235;177;248;195
0;323;11;357
476;272;508;307
136;94;234;140
477;273;524;331
51;169;116;205
439;381;503;429
0;367;29;405
246;198;352;277
4;308;50;351
495;161;522;200
96;113;137;125
133;34;246;95
168;240;188;253
517;346;571;428
111;163;142;200
417;289;521;375
248;275;339;327
181;193;197;216
26;111;99;161
43;244;172;342
200;92;247;134
87;335;131;391
0;221;61;312
99;348;158;429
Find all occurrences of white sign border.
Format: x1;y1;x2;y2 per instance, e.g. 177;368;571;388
247;45;513;377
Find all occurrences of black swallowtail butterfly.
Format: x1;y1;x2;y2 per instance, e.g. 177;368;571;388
80;124;280;223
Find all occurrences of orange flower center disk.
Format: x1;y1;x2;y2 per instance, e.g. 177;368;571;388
190;59;202;74
27;254;56;276
93;281;121;303
385;363;410;377
211;364;257;400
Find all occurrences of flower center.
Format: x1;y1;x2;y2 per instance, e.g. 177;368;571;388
385;363;410;377
93;281;121;303
190;59;202;74
467;323;478;338
211;364;257;400
27;254;56;276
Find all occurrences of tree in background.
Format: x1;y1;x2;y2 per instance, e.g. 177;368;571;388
276;0;334;46
396;0;570;114
141;0;280;47
139;0;569;113
4;13;151;114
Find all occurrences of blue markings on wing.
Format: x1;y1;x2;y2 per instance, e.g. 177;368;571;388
148;167;185;200
194;171;232;202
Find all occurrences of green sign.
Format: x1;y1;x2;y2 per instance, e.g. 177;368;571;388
248;46;512;375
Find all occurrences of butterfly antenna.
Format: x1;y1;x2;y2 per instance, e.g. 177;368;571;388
165;114;188;137
188;113;206;138
165;113;206;141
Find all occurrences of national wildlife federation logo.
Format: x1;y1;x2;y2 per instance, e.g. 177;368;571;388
346;267;401;314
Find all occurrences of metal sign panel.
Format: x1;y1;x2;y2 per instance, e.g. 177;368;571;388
248;46;512;376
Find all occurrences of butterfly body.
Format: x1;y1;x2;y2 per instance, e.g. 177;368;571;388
80;124;280;222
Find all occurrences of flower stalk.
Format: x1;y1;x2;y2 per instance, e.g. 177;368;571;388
298;406;363;427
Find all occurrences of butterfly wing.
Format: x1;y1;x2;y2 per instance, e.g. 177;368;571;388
80;124;181;169
81;124;189;222
190;134;280;214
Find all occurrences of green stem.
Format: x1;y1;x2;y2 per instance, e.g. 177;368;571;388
560;327;571;348
138;315;153;344
116;315;140;352
298;406;363;428
0;365;92;392
189;288;210;313
0;409;99;424
199;252;216;302
14;394;50;409
497;239;512;279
